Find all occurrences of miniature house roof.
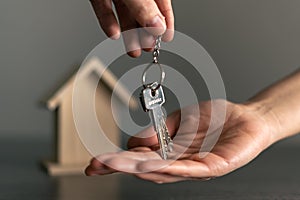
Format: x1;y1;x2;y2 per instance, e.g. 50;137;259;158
47;57;137;110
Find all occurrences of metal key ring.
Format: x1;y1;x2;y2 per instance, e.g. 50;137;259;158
142;61;165;90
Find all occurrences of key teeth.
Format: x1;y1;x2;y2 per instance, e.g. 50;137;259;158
165;131;173;152
164;134;173;160
160;137;173;160
168;141;173;152
162;124;173;158
162;155;167;160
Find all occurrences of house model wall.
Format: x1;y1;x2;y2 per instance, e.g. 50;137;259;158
45;58;136;176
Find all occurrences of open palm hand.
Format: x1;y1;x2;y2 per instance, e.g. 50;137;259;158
86;100;276;183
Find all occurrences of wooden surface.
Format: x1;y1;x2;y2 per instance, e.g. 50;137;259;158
1;134;300;200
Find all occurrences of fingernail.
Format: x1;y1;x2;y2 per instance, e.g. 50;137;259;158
146;15;166;30
110;33;120;40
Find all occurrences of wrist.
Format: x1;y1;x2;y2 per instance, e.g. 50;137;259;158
243;99;283;145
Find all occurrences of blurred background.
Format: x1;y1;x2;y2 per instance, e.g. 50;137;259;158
1;0;300;142
1;0;300;199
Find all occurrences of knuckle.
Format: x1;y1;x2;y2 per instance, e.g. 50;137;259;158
136;6;148;19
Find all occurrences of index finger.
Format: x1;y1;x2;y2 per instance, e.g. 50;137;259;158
90;0;120;39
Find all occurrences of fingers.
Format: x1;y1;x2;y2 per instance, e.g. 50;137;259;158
113;0;170;56
90;0;120;39
85;152;218;183
86;154;197;184
135;172;192;184
139;29;155;51
85;156;117;176
127;110;181;149
137;152;233;178
137;159;213;178
91;0;174;58
136;173;213;184
113;0;141;57
120;28;141;57
154;0;174;42
85;149;161;175
122;0;166;36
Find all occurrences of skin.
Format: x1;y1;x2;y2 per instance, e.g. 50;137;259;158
86;69;300;183
90;0;174;57
88;1;300;183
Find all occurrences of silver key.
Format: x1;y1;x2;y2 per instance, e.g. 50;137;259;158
140;82;173;159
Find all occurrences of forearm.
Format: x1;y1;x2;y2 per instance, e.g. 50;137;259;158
246;69;300;143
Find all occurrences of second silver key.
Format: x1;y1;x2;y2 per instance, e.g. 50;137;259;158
141;82;173;160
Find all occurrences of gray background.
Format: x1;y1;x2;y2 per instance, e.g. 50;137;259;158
1;0;300;143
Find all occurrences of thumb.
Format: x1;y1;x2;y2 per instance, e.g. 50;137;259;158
122;0;167;35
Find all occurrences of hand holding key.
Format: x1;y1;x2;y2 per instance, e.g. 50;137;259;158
86;100;277;183
90;0;174;57
85;35;276;183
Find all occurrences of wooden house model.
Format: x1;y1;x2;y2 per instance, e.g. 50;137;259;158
44;57;136;176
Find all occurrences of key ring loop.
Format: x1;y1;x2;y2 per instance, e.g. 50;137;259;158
142;35;164;90
142;61;165;90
